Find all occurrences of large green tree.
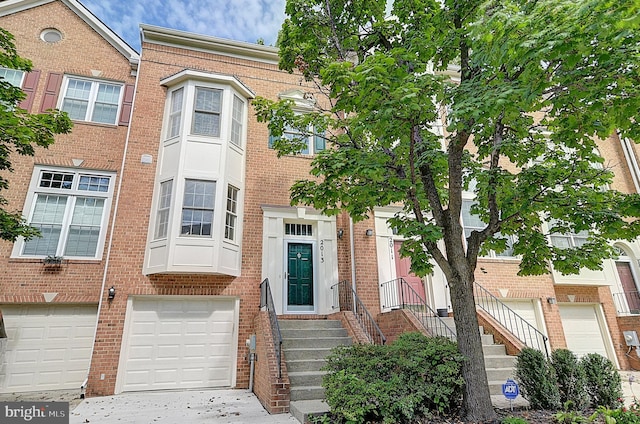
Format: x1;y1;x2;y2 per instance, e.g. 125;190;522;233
254;0;640;420
0;28;72;241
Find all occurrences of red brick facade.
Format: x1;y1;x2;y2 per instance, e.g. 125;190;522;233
0;0;639;414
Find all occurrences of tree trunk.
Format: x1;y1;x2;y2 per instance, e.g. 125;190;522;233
449;271;497;422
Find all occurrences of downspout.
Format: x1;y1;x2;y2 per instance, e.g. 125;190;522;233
618;131;640;193
349;217;356;293
82;57;141;397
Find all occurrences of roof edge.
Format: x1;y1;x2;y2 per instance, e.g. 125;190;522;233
0;0;139;67
140;24;280;66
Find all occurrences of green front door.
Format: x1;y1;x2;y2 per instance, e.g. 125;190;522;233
287;243;314;307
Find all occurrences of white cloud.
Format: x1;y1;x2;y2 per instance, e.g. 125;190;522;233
82;0;286;50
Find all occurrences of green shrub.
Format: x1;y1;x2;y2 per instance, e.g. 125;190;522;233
515;347;561;410
322;332;465;424
551;349;589;410
580;353;623;409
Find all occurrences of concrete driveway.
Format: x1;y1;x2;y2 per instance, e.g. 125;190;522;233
70;389;299;424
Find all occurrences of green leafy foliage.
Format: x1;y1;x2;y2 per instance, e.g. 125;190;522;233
0;28;72;241
581;353;623;409
258;0;640;419
515;347;561;410
322;332;465;423
552;349;589;410
501;417;529;424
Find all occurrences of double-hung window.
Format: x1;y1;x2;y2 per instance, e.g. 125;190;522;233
549;221;589;248
19;168;114;258
270;124;326;155
167;88;183;138
230;95;244;147
181;180;216;236
225;185;239;241
155;180;173;239
61;77;122;124
192;87;222;136
0;67;25;87
461;200;516;257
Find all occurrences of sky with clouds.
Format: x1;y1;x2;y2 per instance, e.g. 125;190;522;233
82;0;287;51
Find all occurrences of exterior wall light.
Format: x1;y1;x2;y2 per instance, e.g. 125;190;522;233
547;297;556;304
337;229;344;239
365;229;374;237
108;286;116;301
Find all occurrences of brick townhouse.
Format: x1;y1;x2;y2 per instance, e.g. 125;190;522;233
0;0;639;415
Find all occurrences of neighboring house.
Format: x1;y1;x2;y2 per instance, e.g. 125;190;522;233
0;0;137;394
0;0;639;415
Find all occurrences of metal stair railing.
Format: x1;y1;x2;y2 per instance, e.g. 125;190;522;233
474;282;549;358
331;281;386;345
612;290;640;315
380;278;456;341
259;278;283;378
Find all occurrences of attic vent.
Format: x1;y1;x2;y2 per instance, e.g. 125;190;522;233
41;28;63;43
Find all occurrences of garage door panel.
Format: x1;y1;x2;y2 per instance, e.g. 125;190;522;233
558;304;609;359
0;305;97;393
119;297;237;392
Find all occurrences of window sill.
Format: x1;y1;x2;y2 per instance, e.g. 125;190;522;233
8;257;103;265
70;120;118;129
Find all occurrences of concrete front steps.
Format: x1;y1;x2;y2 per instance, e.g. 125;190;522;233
279;319;353;423
436;317;520;397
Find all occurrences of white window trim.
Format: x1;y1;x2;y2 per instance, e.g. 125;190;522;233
58;75;124;125
12;166;115;260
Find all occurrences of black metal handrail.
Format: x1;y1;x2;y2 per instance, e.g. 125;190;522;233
380;278;457;340
474;282;549;358
331;281;386;345
259;278;283;378
612;290;640;315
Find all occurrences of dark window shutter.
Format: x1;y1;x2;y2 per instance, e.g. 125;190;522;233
118;83;135;126
18;70;40;111
40;72;63;112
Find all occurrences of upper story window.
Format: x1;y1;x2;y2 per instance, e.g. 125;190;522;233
181;179;216;237
16;167;115;259
269;125;326;155
231;95;244;147
461;200;516;258
168;88;183;138
549;222;589;248
192;87;222;136
60;77;123;124
0;67;25;87
268;89;326;155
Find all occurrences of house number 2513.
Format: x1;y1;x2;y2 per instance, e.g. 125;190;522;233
320;240;325;263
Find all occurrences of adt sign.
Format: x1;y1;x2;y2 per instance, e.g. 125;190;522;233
502;379;519;400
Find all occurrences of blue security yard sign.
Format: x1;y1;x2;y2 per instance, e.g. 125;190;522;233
502;379;519;400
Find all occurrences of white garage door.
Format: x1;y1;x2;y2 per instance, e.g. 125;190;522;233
500;300;547;351
118;297;238;393
0;304;97;393
558;304;610;359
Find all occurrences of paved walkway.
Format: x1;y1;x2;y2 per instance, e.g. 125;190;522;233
69;389;299;424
